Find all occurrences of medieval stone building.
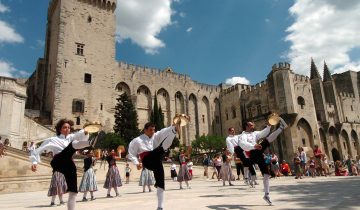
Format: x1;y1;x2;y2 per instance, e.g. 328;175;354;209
26;0;360;162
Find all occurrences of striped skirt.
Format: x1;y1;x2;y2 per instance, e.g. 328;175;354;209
103;165;122;189
79;168;98;192
139;168;155;186
177;164;192;182
48;171;67;196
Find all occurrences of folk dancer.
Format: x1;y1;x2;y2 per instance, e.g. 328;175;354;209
79;151;98;201
128;122;180;210
29;119;98;210
238;118;288;205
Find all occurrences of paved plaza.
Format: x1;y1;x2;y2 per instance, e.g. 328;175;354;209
0;175;359;210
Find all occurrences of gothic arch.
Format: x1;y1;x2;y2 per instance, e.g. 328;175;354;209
188;93;199;140
351;130;360;156
341;130;352;158
331;148;341;162
329;126;342;159
115;82;130;96
199;96;210;136
296;118;314;148
136;85;152;128
175;91;185;114
213;98;221;136
319;128;329;157
157;88;171;126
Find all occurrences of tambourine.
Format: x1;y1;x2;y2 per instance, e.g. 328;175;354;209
268;113;280;126
173;114;190;127
84;121;102;133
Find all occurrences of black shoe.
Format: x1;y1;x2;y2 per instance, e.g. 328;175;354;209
82;197;88;202
59;201;65;205
50;202;55;206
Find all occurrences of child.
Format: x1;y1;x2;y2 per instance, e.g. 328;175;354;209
125;163;131;184
309;157;316;178
187;159;193;177
293;153;302;179
170;162;177;181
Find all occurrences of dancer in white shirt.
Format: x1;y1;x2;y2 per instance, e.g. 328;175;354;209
128;121;180;210
29;119;98;210
238;119;287;205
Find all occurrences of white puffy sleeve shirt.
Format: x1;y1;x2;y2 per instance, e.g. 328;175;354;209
238;126;271;152
128;126;176;165
29;130;88;165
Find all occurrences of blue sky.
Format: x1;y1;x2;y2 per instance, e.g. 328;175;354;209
1;0;360;85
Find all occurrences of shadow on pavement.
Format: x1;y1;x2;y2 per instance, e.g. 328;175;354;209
272;177;360;209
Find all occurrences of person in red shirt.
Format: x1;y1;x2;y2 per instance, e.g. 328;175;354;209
313;145;324;176
280;160;290;176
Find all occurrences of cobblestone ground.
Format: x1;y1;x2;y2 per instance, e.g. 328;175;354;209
0;176;359;210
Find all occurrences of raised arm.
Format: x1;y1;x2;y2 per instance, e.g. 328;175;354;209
29;137;53;165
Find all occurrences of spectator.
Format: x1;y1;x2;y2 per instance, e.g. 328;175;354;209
280;160;290;176
28;142;36;154
351;161;358;176
293;153;302;179
309;157;316;177
322;155;330;176
335;160;348;176
345;155;352;176
4;138;11;147
202;154;210;179
270;152;280;177
313;145;324;176
298;147;307;176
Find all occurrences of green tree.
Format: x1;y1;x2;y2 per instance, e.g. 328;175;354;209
95;132;126;150
150;94;165;131
191;135;226;156
113;93;140;145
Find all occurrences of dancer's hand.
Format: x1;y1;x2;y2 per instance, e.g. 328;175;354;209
254;144;262;150
137;163;142;170
31;164;37;172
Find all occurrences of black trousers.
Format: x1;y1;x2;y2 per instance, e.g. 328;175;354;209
234;146;256;176
249;140;271;175
236;162;244;176
142;146;166;190
50;143;77;193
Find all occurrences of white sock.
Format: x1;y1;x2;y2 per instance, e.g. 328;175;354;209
263;174;270;195
59;194;63;202
266;128;283;143
72;140;90;149
107;188;111;195
185;181;189;187
157;188;164;208
244;167;249;180
90;191;94;198
83;191;88;198
67;192;77;210
114;187;119;195
51;195;56;203
143;185;146;192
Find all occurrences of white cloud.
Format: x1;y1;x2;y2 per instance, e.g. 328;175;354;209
225;77;250;85
186;27;192;33
0;60;29;78
115;0;174;54
0;20;24;44
179;12;186;18
0;2;9;13
285;0;360;76
265;18;270;23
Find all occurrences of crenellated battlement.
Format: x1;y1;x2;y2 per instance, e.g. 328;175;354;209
48;0;116;18
338;92;355;98
271;62;291;71
118;61;191;81
220;84;251;96
294;73;310;82
241;80;268;96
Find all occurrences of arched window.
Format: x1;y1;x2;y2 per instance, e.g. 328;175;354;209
297;96;305;109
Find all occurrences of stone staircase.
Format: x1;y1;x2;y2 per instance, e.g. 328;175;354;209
0;147;83;194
